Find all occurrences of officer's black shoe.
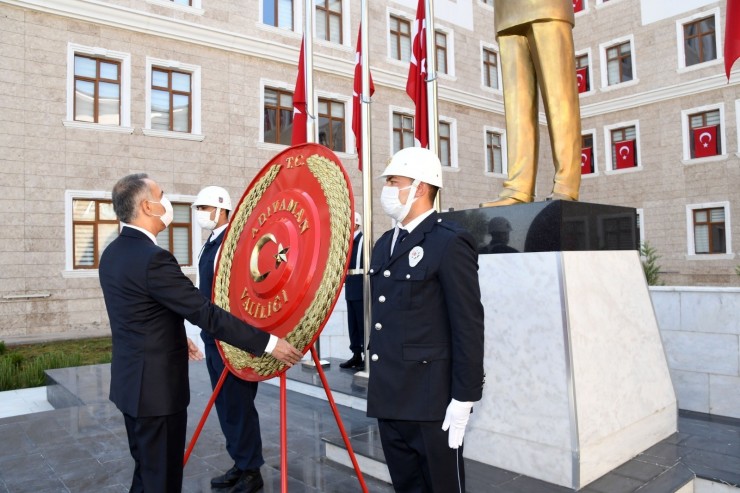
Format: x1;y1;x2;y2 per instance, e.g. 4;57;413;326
229;469;264;493
211;464;244;488
339;353;363;369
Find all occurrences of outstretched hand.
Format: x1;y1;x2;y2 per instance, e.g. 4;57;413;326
271;338;303;367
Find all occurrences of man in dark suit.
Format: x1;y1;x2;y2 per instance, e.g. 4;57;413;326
340;211;365;370
99;173;302;493
367;148;485;492
192;185;265;492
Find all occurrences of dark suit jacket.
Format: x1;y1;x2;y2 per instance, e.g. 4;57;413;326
99;227;270;418
366;212;485;421
344;232;364;301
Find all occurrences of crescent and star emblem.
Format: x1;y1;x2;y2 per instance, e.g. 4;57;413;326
618;144;630;160
699;131;712;148
581;152;589;165
250;233;289;283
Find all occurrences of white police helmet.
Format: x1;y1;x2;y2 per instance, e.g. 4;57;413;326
192;186;232;211
380;147;443;189
354;212;362;226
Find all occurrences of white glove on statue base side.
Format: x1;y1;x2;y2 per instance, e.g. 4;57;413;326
441;398;474;449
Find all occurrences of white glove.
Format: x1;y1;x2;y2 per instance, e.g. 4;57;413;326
441;399;474;449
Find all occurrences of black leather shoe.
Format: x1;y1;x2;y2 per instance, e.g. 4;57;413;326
211;464;244;488
339;353;363;369
229;470;264;493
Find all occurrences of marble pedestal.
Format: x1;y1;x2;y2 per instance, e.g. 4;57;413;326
466;250;677;490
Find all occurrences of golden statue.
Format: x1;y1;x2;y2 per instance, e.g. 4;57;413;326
482;0;582;207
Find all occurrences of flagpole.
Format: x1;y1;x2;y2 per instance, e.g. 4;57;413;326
424;0;441;211
304;0;316;143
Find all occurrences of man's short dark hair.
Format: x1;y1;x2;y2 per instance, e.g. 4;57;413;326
112;173;149;223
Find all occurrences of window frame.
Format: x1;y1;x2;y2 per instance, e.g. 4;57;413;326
64;43;132;134
144;57;203;141
599;35;638;90
433;26;455;78
261;83;295;148
680;102;726;163
149;67;193;134
581;129;599;177
389;107;415;154
481;43;501;92
315;0;348;46
575;48;594;96
483;126;507;176
685;201;734;258
387;10;413;65
675;8;722;72
260;0;298;32
63;190;200;277
603;120;641;174
437;117;458;169
316;93;351;155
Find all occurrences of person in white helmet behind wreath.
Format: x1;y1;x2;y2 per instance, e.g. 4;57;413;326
192;186;266;493
366;147;485;493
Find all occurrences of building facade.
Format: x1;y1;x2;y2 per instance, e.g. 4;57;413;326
0;0;737;340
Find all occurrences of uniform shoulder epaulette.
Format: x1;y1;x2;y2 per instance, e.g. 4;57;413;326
434;217;464;234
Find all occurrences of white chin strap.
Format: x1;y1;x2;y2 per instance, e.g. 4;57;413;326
398;179;420;223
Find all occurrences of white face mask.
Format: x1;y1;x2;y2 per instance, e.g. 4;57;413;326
195;209;218;231
380;182;418;223
148;197;174;228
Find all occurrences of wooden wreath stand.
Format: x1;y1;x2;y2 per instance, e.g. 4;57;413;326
183;344;368;493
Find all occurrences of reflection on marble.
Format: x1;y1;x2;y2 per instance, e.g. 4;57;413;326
466;251;677;489
442;201;638;254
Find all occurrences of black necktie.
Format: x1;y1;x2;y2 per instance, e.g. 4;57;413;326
393;229;409;254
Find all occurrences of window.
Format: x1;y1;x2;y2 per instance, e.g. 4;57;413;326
688;109;721;159
264;87;294;145
66;45;132;132
390;15;411;62
693;207;726;254
605;41;633;85
439;122;451;166
435;31;448;75
485;131;503;174
72;199;118;269
150;68;192;133
392;111;414;152
155;202;193;265
318;98;345;152
172;0;191;5
73;55;121;125
683;16;717;66
316;0;342;44
263;0;293;29
576;53;590;93
482;47;499;89
144;58;202;139
581;134;594;174
602;215;638;250
609;125;638;170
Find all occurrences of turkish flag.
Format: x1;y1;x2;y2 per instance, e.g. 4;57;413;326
573;0;584;13
726;0;740;80
291;38;307;145
693;125;719;158
406;0;428;148
352;27;375;171
581;147;593;174
614;140;635;169
576;67;588;93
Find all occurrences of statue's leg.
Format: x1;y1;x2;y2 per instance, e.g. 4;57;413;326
529;20;582;200
497;31;539;203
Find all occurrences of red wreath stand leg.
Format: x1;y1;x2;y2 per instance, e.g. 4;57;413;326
184;344;369;493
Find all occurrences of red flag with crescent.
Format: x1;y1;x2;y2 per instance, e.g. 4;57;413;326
726;0;740;80
407;0;428;148
291;38;307;145
581;146;593;174
614;140;635;169
576;67;588;93
693;125;718;158
573;0;584;13
352;27;375;171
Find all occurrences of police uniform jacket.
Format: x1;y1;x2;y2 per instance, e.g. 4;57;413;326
366;212;485;421
494;0;574;34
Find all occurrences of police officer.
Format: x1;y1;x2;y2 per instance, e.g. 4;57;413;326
340;212;365;370
480;216;518;254
192;186;265;493
366;148;485;492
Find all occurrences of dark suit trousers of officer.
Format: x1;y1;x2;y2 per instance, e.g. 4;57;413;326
378;419;465;493
346;298;364;354
204;338;263;471
123;409;187;493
